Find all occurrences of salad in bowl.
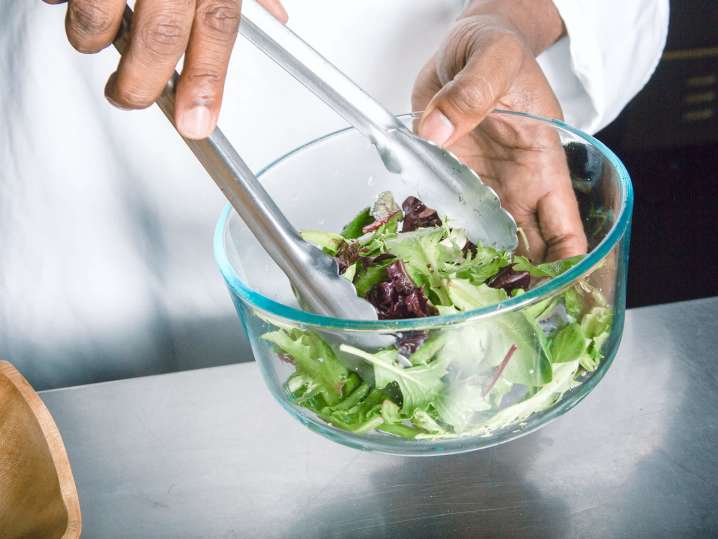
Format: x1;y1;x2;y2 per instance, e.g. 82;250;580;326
215;111;631;455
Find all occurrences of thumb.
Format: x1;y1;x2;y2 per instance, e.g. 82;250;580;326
258;0;289;23
417;38;521;147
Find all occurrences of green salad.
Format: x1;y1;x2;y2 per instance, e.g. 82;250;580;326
262;192;613;439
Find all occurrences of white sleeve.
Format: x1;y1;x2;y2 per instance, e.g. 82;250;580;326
539;0;670;134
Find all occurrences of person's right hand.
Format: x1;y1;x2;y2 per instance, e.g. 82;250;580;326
43;0;288;139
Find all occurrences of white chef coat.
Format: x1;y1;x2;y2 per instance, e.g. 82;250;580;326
0;0;668;389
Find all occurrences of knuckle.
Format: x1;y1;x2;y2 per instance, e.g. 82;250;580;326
547;232;587;253
446;77;492;114
111;84;155;109
197;1;240;42
139;12;188;57
180;67;224;105
66;1;114;51
186;67;223;86
448;21;477;59
68;1;113;34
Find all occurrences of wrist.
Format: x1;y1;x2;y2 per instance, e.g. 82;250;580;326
462;0;565;56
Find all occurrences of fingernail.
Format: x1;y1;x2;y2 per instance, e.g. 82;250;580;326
177;106;213;139
420;109;454;147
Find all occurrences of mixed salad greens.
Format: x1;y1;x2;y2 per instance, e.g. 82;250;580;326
262;192;613;440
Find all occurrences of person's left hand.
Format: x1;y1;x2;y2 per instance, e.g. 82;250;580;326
412;0;587;262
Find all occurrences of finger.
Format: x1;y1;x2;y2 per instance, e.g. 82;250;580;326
417;32;523;148
411;56;442;131
411;56;441;113
65;0;126;53
105;0;195;110
536;181;587;261
43;0;68;4
258;0;288;23
502;203;547;261
174;0;241;139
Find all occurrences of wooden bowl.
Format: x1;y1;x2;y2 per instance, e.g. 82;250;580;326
0;361;82;538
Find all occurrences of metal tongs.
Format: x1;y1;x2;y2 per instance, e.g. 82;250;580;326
112;2;517;325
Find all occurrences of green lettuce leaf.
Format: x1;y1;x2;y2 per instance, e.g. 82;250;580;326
342;263;357;282
448;240;511;285
434;377;491;432
578;305;613;371
340;207;373;239
444;278;552;386
353;257;394;297
411;409;446;434
408;333;447;366
263;329;349;405
581;305;613;338
380;399;402;423
358;211;402;255
339;345;447;414
563;287;585;319
300;230;345;256
317;385;388;432
446;279;506;310
512;255;584;278
550;323;589;363
384;228;451;305
475;361;580;433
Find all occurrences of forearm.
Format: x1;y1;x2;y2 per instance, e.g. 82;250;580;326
461;0;565;56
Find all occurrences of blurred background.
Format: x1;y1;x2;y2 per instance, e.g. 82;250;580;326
3;1;716;391
597;2;718;307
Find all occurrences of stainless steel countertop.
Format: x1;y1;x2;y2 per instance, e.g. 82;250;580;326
41;298;718;538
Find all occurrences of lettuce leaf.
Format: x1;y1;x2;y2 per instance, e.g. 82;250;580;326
445;278;552;386
446;279;507;310
411;409;446;434
512;255;584;278
339;345;447;414
353;259;393;297
263;329;349;405
385;228;450;304
578;306;613;371
476;361;580;432
434;376;491;432
274;194;614;440
300;230;345;256
341;207;373;239
358;211;402;255
550;323;589;363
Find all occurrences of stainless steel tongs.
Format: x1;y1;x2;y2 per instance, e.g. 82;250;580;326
112;2;517;324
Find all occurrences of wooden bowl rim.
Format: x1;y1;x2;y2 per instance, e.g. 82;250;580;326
0;360;82;538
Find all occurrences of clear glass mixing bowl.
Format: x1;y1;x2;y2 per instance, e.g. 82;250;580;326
214;111;632;456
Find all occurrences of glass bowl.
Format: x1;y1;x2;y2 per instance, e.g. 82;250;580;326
214;111;632;456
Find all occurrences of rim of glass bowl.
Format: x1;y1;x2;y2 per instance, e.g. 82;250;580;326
214;110;633;331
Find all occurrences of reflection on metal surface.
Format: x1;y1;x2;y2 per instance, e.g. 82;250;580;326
41;298;718;537
528;310;681;521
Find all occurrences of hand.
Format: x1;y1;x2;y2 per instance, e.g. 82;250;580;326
43;0;288;139
412;0;587;261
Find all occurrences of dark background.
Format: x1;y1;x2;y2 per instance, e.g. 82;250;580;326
596;0;718;307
